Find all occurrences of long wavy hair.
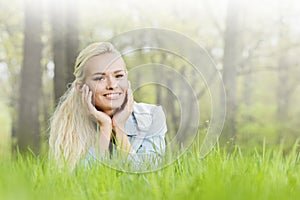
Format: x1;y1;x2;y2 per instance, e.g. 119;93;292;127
49;42;120;169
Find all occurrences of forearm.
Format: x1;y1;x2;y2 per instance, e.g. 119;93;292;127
96;125;112;155
113;125;132;154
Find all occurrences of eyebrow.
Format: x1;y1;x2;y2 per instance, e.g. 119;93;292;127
92;70;126;76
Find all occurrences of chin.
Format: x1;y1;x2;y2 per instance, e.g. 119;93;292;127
97;97;125;111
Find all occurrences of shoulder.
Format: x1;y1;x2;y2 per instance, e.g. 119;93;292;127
133;102;161;114
133;102;167;135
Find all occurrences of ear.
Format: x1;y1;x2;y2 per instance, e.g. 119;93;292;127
75;81;83;92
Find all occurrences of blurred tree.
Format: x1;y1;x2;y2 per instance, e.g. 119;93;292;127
15;0;43;154
221;0;242;145
51;0;79;104
275;16;296;142
0;0;24;154
276;28;289;124
65;0;79;85
51;0;67;103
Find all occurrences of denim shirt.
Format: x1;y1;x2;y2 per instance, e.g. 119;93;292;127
126;102;167;155
84;101;167;165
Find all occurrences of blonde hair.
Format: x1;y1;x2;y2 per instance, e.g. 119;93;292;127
49;42;120;169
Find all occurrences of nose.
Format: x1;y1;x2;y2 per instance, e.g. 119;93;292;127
106;76;118;90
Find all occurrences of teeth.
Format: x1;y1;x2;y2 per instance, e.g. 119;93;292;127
106;93;119;97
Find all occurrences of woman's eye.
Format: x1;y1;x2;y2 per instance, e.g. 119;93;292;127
94;77;105;81
115;74;124;79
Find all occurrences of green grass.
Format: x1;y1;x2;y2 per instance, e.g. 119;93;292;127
0;144;300;200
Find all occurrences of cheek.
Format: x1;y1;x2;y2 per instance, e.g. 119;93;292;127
87;81;104;93
119;79;129;91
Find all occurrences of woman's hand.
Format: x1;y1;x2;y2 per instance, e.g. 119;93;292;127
82;84;112;154
111;82;134;153
112;83;134;131
82;84;112;128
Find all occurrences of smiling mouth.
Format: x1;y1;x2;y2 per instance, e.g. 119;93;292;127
103;93;122;100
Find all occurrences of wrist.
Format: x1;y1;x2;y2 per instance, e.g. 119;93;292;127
112;119;125;132
99;118;112;127
99;124;112;136
113;125;126;134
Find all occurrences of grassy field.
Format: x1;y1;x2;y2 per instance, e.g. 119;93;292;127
0;143;299;200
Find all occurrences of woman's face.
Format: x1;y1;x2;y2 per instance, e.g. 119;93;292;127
83;53;129;115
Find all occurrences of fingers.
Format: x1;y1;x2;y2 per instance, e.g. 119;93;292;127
87;89;95;112
82;84;88;104
127;82;134;112
128;87;133;102
82;84;95;112
81;84;112;126
128;80;131;88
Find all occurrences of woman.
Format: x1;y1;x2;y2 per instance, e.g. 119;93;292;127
49;42;167;170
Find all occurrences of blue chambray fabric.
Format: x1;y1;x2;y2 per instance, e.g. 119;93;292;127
83;101;167;166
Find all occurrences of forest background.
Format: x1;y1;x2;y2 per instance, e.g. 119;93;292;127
0;0;300;156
